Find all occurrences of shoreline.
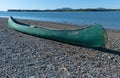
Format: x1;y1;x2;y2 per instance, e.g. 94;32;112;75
0;17;120;77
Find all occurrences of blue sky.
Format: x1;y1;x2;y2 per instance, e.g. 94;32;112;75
0;0;120;11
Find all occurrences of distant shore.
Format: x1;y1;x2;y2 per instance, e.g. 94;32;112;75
0;17;120;77
7;8;120;12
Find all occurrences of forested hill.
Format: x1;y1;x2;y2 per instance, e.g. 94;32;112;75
7;8;120;12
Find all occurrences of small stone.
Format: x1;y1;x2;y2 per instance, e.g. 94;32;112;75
29;76;35;78
108;56;111;59
57;65;70;78
27;64;35;66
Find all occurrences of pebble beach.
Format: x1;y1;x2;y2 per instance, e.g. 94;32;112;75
0;18;120;78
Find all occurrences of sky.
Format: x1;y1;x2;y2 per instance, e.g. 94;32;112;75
0;0;120;11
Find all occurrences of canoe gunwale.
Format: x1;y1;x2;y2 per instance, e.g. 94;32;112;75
9;16;104;31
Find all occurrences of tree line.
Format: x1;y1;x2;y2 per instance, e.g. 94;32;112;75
7;8;120;12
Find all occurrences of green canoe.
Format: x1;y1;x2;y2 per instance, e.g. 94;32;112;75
8;16;107;47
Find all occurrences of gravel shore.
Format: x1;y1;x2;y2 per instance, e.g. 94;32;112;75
0;18;120;78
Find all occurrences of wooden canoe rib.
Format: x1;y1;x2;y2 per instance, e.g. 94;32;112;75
8;16;107;47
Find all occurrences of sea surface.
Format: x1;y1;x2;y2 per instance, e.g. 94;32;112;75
0;11;120;30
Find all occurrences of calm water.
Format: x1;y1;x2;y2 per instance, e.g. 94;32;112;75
0;11;120;30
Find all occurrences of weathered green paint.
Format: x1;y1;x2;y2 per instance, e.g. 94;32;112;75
8;16;107;47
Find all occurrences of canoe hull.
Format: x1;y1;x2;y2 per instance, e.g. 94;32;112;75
8;17;107;47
